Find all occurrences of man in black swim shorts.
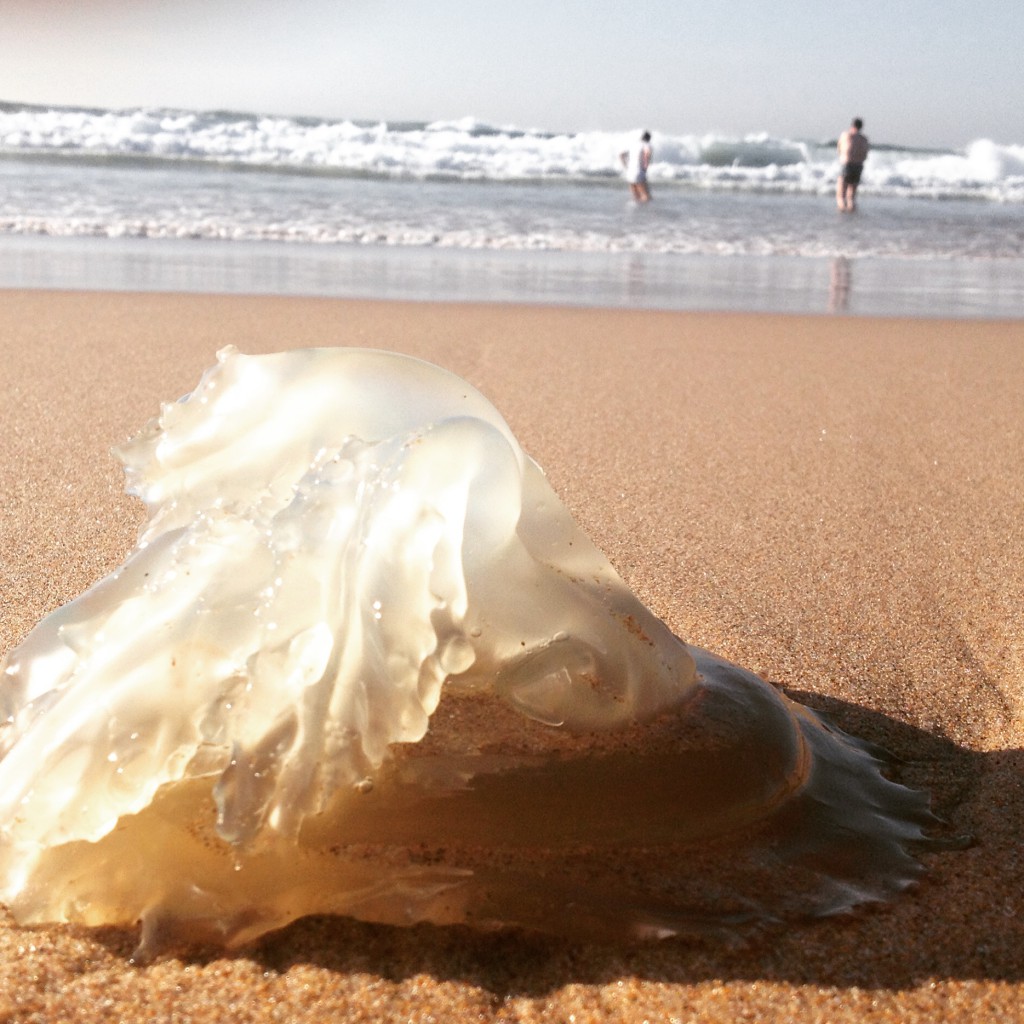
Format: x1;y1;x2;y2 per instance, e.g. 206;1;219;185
836;118;870;212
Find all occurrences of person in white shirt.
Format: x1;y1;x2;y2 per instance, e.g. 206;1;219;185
620;131;652;202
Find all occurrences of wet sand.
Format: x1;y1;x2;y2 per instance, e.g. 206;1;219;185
5;235;1024;318
0;290;1022;1021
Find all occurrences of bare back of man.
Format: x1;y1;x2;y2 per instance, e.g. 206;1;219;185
836;118;870;212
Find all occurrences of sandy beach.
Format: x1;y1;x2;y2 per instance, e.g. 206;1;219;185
0;289;1021;1022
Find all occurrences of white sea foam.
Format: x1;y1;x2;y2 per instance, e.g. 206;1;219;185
0;102;1022;261
1;102;1022;199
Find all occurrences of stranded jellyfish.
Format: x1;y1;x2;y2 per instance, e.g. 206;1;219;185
0;347;937;958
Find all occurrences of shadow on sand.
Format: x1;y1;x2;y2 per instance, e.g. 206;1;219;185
80;691;1023;994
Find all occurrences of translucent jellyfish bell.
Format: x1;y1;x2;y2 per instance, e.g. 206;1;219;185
0;347;937;958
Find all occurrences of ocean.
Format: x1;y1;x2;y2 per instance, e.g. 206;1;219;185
1;101;1022;317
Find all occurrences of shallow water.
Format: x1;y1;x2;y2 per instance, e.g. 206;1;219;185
2;153;1022;260
2;102;1022;317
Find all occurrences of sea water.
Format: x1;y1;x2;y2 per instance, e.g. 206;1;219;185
0;102;1022;316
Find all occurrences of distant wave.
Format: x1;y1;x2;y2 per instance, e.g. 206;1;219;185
0;101;1022;201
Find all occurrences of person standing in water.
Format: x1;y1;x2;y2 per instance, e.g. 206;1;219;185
836;118;870;212
620;131;653;202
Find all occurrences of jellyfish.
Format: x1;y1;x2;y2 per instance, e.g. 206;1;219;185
0;346;937;958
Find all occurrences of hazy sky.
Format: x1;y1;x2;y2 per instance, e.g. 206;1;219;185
3;0;1021;148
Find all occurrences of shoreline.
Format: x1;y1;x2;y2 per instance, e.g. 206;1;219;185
1;290;1022;1021
2;235;1024;319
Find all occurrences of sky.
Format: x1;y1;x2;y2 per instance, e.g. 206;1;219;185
2;0;1022;149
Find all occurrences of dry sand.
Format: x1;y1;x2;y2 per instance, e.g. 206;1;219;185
0;289;1022;1022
